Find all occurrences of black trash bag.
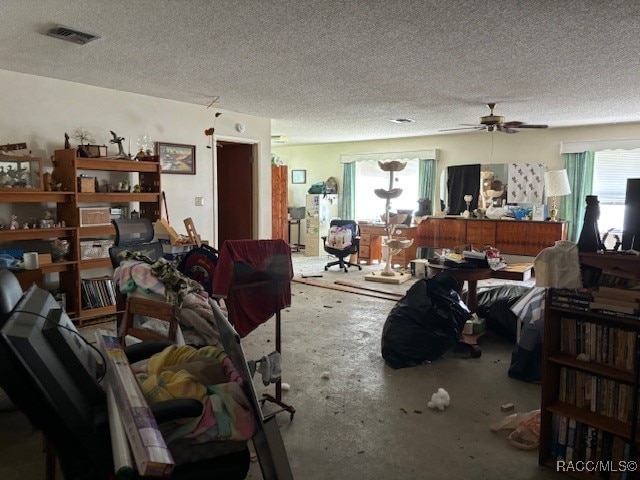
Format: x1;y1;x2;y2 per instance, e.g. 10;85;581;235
477;285;531;342
381;272;472;369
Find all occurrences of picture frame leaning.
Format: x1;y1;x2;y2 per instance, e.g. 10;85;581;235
156;142;196;174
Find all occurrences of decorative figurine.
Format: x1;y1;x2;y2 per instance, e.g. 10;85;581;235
10;215;19;230
64;132;71;149
133;184;141;193
22;223;29;230
109;131;128;158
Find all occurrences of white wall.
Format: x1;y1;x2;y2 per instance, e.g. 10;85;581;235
274;123;640;212
0;69;272;242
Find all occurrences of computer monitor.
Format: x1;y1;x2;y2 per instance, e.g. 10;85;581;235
0;284;104;428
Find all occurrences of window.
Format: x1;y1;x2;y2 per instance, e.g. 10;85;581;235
593;149;640;239
354;159;419;220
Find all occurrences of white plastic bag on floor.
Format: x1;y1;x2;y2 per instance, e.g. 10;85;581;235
490;409;540;450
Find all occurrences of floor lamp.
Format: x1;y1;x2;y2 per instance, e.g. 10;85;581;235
544;169;571;222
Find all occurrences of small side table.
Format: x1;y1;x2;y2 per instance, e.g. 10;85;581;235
288;219;302;251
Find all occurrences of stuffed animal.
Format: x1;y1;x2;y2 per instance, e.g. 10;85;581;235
427;388;450;411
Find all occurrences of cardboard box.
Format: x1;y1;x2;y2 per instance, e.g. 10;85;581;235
79;207;111;227
77;176;96;192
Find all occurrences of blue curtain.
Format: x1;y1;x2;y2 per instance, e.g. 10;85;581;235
561;151;595;242
340;162;355;219
418;158;436;206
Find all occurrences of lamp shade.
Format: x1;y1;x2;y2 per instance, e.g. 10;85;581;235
544;169;571;198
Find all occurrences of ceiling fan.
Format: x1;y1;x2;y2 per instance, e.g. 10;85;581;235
441;103;548;134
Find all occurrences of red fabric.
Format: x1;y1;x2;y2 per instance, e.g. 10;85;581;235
212;239;293;337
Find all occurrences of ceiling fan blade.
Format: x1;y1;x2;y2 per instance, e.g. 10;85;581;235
515;124;548;129
496;125;518;134
439;126;485;132
502;121;524;128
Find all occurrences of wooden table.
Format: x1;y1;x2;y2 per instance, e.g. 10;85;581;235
427;262;534;312
427;261;533;358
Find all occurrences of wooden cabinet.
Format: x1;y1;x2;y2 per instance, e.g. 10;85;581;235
357;224;418;267
271;165;288;242
539;253;640;475
416;217;567;256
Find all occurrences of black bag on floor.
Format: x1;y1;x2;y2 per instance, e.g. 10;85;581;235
381;272;472;369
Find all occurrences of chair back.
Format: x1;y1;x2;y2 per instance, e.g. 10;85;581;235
0;269;23;319
324;220;359;254
109;218;163;268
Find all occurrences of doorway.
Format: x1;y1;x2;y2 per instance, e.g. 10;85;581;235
215;141;254;247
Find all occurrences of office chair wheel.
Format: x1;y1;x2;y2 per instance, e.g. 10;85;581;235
344;267;348;273
470;345;482;358
324;266;328;271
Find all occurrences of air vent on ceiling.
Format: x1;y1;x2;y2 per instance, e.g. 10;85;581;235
46;26;100;45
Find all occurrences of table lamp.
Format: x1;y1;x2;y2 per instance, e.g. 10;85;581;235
544;169;571;222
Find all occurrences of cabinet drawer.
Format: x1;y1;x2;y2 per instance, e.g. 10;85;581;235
359;234;371;246
359;246;370;258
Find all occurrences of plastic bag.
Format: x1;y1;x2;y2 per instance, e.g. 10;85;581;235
490;409;540;450
381;272;472;369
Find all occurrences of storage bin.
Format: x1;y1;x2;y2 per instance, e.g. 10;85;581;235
80;239;114;260
79;207;111;226
77;176;96;192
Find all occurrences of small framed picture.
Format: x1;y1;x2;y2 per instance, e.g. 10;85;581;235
156;142;196;174
291;169;306;184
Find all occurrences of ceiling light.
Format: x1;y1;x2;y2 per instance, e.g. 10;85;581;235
390;118;415;124
271;135;289;143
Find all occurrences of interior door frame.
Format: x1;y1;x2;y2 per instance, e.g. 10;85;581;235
212;134;260;248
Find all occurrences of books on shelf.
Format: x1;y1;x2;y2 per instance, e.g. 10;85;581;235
551;414;631;466
81;276;116;309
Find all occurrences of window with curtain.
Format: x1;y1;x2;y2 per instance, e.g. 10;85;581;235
354;159;420;220
592;149;640;236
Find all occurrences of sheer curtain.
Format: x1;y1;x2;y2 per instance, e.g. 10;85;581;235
561;151;595;242
340;162;355;219
339;149;438;221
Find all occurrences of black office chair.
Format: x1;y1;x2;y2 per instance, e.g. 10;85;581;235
322;220;362;273
108;218;178;345
0;270;250;480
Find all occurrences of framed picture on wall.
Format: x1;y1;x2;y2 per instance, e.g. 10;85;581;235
156;142;196;174
291;169;306;184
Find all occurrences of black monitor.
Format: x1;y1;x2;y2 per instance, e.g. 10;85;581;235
623;178;640;250
0;284;104;428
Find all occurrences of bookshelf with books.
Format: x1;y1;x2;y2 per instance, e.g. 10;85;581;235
540;252;640;477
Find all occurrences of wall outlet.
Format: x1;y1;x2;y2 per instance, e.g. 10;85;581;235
195;196;205;206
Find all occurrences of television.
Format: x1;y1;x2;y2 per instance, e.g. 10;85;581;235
0;284;104;429
622;178;640;250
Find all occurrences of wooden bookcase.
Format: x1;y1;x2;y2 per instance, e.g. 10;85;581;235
539;253;640;476
0;150;162;323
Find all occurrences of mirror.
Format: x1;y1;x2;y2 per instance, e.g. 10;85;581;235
440;163;509;213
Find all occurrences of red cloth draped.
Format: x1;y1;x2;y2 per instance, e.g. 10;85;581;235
212;239;293;337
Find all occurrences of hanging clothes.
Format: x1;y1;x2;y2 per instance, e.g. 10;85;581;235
212;239;293;337
533;240;582;289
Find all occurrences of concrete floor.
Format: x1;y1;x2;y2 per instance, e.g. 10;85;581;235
0;254;564;479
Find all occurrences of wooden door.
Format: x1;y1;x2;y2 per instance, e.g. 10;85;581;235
271;165;288;241
216;142;253;246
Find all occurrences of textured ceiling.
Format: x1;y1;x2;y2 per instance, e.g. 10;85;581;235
2;0;640;145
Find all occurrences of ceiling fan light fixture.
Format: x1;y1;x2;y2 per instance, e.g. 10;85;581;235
390;118;415;124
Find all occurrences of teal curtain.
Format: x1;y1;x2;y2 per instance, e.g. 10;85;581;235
340;162;355;219
561;151;595;242
418;158;436;205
